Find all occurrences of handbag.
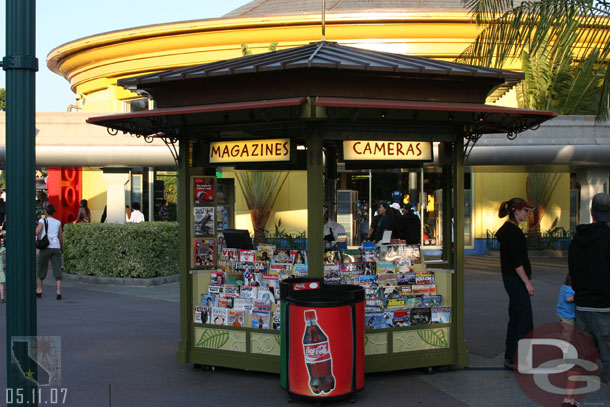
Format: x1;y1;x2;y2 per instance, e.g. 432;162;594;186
36;219;50;250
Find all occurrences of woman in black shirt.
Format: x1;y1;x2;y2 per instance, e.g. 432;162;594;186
496;197;535;370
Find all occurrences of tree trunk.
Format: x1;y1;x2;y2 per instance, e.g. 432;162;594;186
249;208;271;247
527;207;544;250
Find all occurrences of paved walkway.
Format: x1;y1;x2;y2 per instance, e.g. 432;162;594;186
1;256;608;406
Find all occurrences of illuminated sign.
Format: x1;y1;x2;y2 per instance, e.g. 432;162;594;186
343;141;432;161
209;139;291;164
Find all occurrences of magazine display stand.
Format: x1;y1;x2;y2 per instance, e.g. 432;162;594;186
179;137;467;374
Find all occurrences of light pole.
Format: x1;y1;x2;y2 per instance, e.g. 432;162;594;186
1;0;38;404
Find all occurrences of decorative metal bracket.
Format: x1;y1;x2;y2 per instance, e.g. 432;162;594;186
463;132;483;161
158;133;180;167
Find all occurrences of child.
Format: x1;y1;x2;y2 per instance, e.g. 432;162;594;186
557;273;579;407
0;236;5;303
557;273;575;326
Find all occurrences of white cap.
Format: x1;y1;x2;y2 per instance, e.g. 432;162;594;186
390;203;401;210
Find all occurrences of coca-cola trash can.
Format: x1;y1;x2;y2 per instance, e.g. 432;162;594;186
279;277;324;391
281;284;365;402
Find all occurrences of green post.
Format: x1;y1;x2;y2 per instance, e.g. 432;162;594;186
306;128;324;278
452;132;469;365
2;0;39;403
177;137;191;363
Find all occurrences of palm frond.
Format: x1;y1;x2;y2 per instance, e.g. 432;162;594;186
458;0;610;120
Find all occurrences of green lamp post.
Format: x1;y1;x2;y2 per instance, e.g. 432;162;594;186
2;0;39;404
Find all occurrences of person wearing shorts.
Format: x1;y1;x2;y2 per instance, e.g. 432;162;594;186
36;204;63;300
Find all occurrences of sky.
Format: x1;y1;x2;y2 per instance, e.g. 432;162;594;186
0;0;251;112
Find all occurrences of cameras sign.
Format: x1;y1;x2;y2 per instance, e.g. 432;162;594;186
209;139;291;164
343;141;432;161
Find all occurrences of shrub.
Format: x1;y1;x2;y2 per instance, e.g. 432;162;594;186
63;222;179;278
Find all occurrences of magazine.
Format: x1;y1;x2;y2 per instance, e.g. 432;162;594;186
201;294;217;308
194;239;215;267
228;309;246;327
362;262;376;275
272;311;281;330
410;307;432;325
216;205;231;231
194;207;215;236
271;249;292;264
210;271;225;285
224;285;241;297
233;297;254;312
251;310;271;329
211;307;229;325
193;177;215;205
376;262;395;275
421;294;442;307
239;250;256;262
324;251;342;265
431;307;451;324
291;250;308;264
341;249;362;263
224;272;244;286
194;306;203;323
208;285;223;296
221;248;239;262
239;285;258;299
416;273;435;285
392;310;411;327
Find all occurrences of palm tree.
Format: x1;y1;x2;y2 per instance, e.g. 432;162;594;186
235;171;288;245
525;173;563;248
459;0;610;120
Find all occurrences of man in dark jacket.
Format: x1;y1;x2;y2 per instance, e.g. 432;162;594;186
568;192;610;392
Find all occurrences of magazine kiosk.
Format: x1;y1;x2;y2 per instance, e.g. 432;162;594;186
87;41;555;374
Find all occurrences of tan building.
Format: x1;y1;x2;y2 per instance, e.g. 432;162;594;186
19;0;607;251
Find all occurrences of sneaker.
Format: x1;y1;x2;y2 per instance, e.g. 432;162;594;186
561;398;580;407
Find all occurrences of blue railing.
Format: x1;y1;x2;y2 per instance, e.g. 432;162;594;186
486;228;574;251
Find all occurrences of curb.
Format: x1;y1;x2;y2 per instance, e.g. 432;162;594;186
61;273;180;287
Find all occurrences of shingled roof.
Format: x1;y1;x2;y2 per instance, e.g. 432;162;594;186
119;41;523;90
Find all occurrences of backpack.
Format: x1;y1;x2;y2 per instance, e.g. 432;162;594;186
36;219;50;250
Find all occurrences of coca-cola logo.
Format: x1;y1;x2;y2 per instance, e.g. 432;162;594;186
304;342;331;363
293;282;320;290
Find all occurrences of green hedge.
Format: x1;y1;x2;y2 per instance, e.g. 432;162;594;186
63;222;179;278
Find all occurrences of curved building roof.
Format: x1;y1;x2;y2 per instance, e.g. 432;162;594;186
224;0;467;17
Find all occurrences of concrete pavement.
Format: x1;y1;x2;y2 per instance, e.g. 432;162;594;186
1;256;609;406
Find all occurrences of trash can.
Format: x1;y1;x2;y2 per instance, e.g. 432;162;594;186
279;278;324;391
281;284;365;401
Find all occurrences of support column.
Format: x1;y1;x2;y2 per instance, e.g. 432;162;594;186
307;128;324;278
3;0;38;401
453;132;469;366
576;168;609;224
102;169;130;223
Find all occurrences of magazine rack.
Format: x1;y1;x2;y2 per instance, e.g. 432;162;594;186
181;136;468;373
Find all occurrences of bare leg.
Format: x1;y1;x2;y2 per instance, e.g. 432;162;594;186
36;279;43;294
0;283;4;300
56;280;61;296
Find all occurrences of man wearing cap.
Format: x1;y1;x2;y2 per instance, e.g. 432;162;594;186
569;192;610;392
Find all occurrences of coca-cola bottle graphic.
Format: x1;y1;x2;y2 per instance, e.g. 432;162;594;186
302;310;336;395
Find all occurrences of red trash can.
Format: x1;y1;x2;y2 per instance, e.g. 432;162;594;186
281;284;365;402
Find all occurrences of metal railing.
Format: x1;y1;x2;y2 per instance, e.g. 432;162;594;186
486;228;574;251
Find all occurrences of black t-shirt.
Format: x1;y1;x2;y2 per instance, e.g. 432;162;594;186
374;214;394;243
496;221;531;279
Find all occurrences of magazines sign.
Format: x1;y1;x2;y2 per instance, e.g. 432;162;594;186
209;138;291;164
343;141;432;161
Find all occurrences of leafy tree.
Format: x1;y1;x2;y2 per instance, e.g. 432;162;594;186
458;0;610;120
0;88;5;111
